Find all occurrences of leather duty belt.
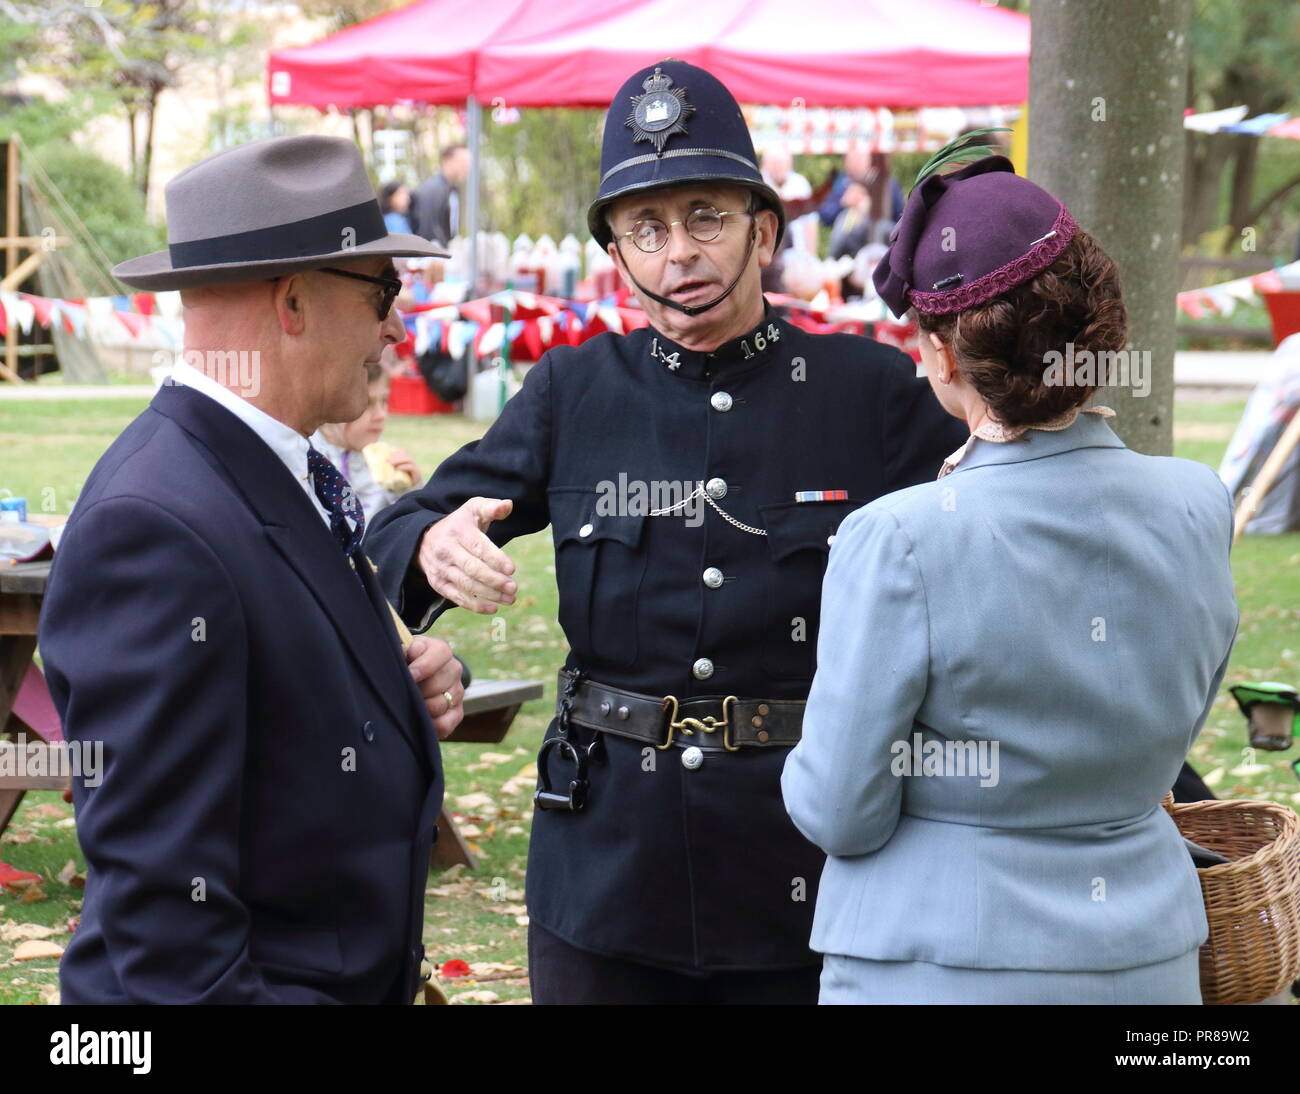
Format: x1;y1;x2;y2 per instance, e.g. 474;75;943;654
557;669;804;752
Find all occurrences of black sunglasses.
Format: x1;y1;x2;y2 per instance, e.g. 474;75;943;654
318;267;403;320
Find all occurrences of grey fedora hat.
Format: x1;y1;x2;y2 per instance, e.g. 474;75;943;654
113;134;449;291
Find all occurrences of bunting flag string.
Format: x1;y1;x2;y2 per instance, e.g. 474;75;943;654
12;271;1300;358
1175;260;1300;320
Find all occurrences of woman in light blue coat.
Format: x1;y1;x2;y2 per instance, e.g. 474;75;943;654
781;150;1239;1005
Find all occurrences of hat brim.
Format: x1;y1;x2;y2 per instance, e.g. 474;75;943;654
112;231;450;292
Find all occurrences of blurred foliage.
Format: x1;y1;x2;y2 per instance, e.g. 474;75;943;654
26;141;166;288
481;107;604;242
293;0;404;32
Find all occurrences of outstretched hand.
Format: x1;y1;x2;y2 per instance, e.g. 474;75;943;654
416;497;517;614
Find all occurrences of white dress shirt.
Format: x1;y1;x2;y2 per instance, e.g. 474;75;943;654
166;360;332;528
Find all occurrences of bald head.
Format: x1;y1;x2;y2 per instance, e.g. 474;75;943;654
762;146;792;187
177;255;407;436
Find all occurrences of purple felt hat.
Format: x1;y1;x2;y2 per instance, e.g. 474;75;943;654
872;155;1076;319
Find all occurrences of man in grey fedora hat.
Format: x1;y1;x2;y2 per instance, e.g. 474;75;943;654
40;134;466;1004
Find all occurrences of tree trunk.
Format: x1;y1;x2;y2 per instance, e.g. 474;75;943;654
140;85;160;210
1224;132;1259;251
125;103;138;192
1029;0;1190;457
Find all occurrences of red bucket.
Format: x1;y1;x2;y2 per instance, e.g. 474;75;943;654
389;374;454;415
1262;290;1300;348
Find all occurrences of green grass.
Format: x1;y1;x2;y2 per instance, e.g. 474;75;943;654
0;394;1296;1004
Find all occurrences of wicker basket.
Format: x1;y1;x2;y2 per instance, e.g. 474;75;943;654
1161;794;1300;1005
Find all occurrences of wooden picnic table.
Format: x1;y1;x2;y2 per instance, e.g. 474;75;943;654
0;558;542;870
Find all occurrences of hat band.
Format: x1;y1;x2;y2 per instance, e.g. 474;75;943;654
168;200;387;270
908;206;1078;315
600;147;759;187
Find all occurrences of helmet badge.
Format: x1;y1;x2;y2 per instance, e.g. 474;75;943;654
625;66;695;155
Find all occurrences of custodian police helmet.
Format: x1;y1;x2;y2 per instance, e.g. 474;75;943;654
587;59;785;253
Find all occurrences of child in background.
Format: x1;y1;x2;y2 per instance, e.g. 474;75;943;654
311;355;423;525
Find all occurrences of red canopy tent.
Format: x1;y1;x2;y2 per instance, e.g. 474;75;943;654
267;0;1028;280
268;0;1029;108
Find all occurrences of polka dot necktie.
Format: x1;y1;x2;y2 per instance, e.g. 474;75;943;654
307;444;365;556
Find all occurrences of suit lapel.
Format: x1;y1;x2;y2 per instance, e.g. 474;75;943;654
152;383;433;764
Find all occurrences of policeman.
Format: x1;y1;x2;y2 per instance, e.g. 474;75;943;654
367;59;968;1004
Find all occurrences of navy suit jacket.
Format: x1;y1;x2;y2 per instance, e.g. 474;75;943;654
40;382;443;1004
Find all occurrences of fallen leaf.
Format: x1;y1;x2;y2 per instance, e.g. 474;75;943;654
478;752;513;765
426;884;472;898
25;804;68;820
1202;767;1224;788
39;984;59;1005
439;959;471;979
457;824;484;839
13;940;63;961
454;792;495;811
20;885;46;904
57;861;85;888
0;922;63;943
53;818;76;829
2;831;35;844
450;989;500;1004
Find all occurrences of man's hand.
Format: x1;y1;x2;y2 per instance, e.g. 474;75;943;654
416;497;517;614
405;636;465;739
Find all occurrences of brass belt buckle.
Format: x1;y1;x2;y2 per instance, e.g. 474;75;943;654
660;695;740;752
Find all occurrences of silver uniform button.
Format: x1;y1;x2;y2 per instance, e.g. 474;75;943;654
702;567;724;589
692;657;714;680
681;746;704;770
705;477;727;499
827;534;837;546
579;522;593;537
710;391;733;412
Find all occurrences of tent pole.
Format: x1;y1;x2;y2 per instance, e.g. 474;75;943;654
466;96;482;294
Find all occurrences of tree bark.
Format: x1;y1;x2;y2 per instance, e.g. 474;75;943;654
140;84;159;210
1029;0;1190;457
125;103;138;192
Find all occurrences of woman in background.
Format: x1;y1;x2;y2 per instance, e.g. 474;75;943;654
380;180;414;236
782;151;1239;1005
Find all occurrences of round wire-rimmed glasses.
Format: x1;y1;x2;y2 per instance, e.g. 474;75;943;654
619;206;752;253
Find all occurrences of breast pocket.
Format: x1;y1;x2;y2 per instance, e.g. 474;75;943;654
758;500;862;681
548;487;647;669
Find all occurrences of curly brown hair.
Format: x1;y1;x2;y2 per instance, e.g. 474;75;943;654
912;230;1127;429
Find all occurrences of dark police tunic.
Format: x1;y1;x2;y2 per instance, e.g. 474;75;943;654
367;307;968;972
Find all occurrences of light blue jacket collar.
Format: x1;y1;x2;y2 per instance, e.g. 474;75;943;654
945;409;1127;476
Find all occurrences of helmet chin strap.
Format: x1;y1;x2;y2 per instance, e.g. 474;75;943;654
616;224;758;318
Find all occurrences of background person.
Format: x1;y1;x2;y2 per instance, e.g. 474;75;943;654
380;179;414;235
412;144;470;247
312;357;424;525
